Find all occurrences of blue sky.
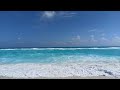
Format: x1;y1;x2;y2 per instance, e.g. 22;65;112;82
0;11;120;47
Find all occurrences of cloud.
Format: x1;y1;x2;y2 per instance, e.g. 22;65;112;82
90;35;97;42
42;11;56;19
99;34;120;45
100;37;108;41
107;35;120;46
69;35;81;45
72;35;80;41
16;33;23;41
100;33;109;41
50;35;81;46
112;35;120;43
59;11;77;17
40;11;77;20
88;29;97;32
53;35;81;46
88;29;104;34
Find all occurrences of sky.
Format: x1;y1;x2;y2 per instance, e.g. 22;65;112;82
0;11;120;47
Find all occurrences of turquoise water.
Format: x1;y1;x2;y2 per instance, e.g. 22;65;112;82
0;47;120;64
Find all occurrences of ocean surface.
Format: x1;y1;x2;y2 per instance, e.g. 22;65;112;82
0;47;120;78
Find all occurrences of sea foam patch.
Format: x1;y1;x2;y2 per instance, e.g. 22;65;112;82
0;62;120;78
1;47;120;51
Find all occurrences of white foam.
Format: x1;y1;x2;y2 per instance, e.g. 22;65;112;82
0;47;120;51
32;47;120;50
0;62;120;78
0;49;17;50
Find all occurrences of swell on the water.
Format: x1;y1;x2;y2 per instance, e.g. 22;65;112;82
0;54;120;64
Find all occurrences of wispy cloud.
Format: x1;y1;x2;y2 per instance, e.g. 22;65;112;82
16;32;23;41
40;11;77;20
88;29;97;32
59;11;77;17
52;35;81;46
90;35;97;42
100;33;109;41
100;37;108;41
72;35;80;41
65;35;80;45
112;35;120;43
88;29;104;34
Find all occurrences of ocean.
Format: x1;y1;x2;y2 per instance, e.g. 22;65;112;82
0;47;120;78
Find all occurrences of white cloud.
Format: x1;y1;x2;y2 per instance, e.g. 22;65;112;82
42;11;56;19
41;11;77;20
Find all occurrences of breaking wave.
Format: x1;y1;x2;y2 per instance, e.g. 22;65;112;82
0;47;120;51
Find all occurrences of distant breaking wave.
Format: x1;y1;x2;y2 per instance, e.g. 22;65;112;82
0;47;120;50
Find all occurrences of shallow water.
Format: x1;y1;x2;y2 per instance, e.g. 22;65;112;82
0;47;120;64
